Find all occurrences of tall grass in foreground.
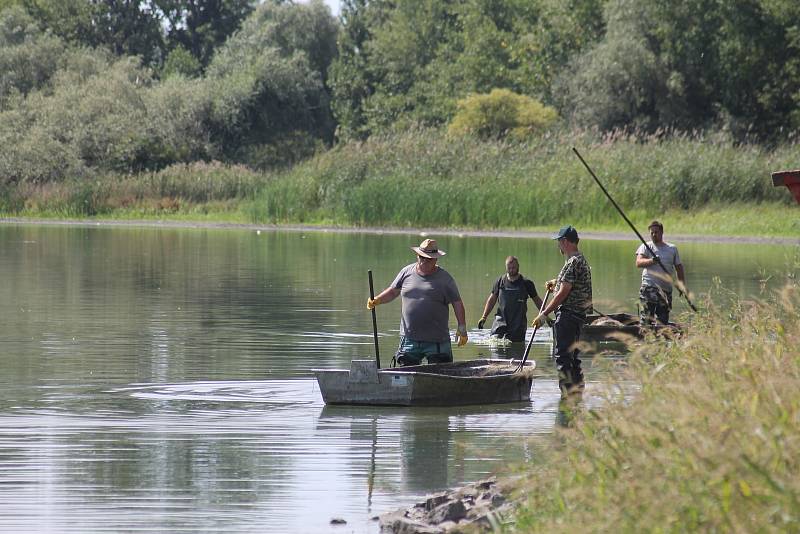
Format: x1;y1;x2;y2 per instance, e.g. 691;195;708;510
510;278;800;532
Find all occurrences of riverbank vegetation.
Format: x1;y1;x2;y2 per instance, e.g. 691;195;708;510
1;128;796;237
510;277;800;531
0;0;798;236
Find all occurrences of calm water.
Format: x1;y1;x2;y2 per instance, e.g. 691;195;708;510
0;223;794;533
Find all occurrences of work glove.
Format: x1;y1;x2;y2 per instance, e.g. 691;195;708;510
531;313;545;328
367;298;379;310
545;279;556;291
456;324;468;346
651;255;661;266
477;316;487;329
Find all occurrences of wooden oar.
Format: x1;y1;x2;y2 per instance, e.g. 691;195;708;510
516;288;552;372
368;270;381;369
572;147;698;312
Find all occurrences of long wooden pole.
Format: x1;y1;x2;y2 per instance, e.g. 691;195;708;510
572;147;698;312
368;270;381;368
517;289;551;372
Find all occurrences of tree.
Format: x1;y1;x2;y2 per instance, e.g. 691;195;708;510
155;0;256;69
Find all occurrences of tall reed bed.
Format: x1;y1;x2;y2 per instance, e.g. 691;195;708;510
1;129;797;233
250;128;797;230
510;278;800;532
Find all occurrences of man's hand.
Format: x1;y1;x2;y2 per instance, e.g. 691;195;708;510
367;298;379;310
477;316;486;329
531;313;545;328
456;324;468;346
650;255;661;266
545;279;556;291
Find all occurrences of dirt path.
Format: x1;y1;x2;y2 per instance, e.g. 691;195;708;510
1;217;797;245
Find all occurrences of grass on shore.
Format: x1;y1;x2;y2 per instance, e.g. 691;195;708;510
508;278;800;532
0;129;797;237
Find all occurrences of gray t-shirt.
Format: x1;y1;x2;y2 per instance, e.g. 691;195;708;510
391;263;461;343
636;241;681;291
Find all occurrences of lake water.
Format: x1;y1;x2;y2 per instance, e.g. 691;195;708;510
0;223;794;533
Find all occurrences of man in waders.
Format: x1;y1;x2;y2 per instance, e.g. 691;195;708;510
477;256;543;342
367;238;467;366
635;220;686;326
531;225;593;397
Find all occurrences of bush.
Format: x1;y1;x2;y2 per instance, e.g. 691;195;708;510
447;88;558;140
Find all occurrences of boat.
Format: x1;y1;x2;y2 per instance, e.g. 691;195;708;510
581;313;683;342
313;359;535;406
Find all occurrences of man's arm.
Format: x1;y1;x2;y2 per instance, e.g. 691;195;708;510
539;282;572;317
367;287;400;309
453;300;467;329
479;293;497;326
452;300;468;346
636;254;658;269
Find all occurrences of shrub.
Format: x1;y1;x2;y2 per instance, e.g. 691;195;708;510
447;88;558;140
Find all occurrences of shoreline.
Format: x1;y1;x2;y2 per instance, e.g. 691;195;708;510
1;217;797;245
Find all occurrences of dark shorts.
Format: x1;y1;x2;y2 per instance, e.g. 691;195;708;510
396;337;453;366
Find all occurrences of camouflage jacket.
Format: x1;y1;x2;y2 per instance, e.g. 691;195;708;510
555;252;593;317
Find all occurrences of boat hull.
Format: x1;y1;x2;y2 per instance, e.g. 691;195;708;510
313;359;534;407
582;313;683;342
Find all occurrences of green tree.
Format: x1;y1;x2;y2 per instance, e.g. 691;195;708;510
21;0;165;66
557;0;800;139
155;0;256;69
447;88;558;140
328;0;605;139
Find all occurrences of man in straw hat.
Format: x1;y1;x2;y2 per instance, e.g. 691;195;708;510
635;220;687;326
368;238;467;366
530;225;592;397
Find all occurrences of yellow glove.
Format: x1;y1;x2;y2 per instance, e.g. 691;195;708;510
545;279;556;291
367;298;379;310
531;313;545;328
456;324;468;346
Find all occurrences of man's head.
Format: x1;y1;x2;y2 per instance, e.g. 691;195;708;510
412;238;445;269
505;256;519;277
552;225;579;254
411;238;446;259
648;220;664;244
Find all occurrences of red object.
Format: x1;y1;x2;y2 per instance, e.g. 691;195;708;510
772;170;800;204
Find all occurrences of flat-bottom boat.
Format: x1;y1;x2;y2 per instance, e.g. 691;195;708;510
582;313;683;342
313;359;535;407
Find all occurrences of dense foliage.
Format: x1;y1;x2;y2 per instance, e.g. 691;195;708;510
331;0;800;142
1;0;799;192
0;1;337;183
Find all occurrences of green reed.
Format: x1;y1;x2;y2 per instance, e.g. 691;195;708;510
1;128;797;236
248;128;796;233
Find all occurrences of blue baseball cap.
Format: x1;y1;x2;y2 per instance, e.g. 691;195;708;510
552;225;579;242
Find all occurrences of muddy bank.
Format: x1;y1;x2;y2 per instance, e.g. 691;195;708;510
1;217;797;245
379;476;519;533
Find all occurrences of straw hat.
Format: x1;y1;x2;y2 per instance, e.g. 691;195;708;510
411;238;446;258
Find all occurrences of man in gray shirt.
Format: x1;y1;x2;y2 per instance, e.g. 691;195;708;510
367;238;467;366
635;220;687;325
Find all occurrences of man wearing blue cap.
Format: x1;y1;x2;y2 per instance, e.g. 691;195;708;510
530;225;593;396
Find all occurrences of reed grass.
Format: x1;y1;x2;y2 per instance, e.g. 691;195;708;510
509;277;800;532
1;128;797;237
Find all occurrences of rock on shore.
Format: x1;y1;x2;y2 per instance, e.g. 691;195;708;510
379;477;515;533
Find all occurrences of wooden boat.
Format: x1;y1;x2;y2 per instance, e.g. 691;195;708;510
313;359;535;407
581;313;683;342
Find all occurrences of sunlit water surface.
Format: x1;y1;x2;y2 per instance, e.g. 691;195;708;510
0;224;794;532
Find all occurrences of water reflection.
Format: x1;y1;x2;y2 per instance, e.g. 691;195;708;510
0;223;794;533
